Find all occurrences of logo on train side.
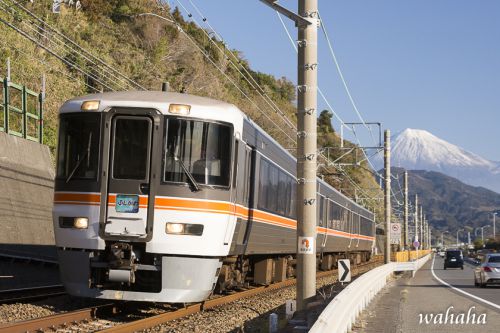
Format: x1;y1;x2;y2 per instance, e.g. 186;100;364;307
298;236;314;254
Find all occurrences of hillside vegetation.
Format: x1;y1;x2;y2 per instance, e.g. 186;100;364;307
391;167;500;240
0;0;382;214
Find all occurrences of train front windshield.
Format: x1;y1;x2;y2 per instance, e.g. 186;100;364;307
56;114;101;182
163;118;232;188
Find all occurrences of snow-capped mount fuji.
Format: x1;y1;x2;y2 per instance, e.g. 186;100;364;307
376;128;500;193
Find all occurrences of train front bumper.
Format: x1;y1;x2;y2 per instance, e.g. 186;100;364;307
57;249;221;303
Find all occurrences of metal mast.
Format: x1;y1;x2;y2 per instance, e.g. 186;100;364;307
259;0;318;311
404;170;409;249
384;130;391;264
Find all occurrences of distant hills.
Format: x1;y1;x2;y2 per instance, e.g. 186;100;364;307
375;129;500;194
390;167;500;240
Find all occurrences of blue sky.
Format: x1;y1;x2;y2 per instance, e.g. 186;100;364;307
169;0;500;161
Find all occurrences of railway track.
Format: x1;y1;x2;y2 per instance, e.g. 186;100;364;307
0;285;66;304
0;258;382;333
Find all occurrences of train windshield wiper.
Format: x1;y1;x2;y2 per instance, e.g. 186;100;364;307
173;154;201;192
65;132;92;183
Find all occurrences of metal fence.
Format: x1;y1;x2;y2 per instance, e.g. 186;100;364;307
0;77;43;143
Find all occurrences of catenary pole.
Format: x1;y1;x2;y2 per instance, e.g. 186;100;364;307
404;170;409;250
414;194;419;248
259;0;318;311
296;0;318;311
420;206;424;249
384;130;391;264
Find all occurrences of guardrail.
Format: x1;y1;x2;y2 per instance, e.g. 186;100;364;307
310;254;431;333
392;249;431;262
1;77;44;143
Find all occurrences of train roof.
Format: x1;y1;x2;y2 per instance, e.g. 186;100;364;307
59;90;243;116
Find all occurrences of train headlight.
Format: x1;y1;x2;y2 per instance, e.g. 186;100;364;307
59;217;88;229
73;217;89;229
168;104;191;115
81;100;100;111
165;223;203;236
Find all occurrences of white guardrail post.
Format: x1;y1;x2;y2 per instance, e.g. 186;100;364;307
310;254;431;333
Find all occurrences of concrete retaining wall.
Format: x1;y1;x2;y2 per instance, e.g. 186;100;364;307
0;132;55;249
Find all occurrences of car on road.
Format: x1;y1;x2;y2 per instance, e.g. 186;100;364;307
438;251;446;258
444;249;464;270
474;253;500;287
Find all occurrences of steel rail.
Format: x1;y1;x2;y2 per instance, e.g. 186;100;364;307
0;303;117;332
99;259;383;333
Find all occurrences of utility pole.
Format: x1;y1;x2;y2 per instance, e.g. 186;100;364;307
429;228;432;249
414;194;419;248
260;0;317;311
296;0;318;311
384;130;391;264
404;171;409;250
420;206;424;249
493;212;497;240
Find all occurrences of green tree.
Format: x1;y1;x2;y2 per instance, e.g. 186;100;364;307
318;109;334;134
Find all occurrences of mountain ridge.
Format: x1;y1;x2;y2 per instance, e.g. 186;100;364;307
377;128;500;193
390;167;500;238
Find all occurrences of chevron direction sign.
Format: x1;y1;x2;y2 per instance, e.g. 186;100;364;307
338;259;351;283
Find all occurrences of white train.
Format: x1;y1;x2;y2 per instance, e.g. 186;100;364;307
53;91;375;302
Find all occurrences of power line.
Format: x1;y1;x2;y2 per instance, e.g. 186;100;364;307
174;0;297;132
317;10;377;145
0;38;101;93
7;0;145;90
153;5;297;144
0;9;115;91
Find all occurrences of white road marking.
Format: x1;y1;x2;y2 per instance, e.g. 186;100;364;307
430;254;500;310
0;275;13;278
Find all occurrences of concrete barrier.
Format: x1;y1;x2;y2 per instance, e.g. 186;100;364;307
0;132;55;257
310;254;431;333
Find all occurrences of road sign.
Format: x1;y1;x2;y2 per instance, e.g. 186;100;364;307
338;259;351;283
413;240;420;248
390;223;401;244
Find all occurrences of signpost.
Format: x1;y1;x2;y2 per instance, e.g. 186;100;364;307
390;223;401;245
338;259;351;283
413;240;420;261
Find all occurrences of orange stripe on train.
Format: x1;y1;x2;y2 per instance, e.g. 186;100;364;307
53;192;101;204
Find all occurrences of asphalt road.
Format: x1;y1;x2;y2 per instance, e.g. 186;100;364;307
432;255;500;311
353;255;500;332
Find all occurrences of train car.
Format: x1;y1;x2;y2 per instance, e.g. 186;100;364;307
53;91;375;303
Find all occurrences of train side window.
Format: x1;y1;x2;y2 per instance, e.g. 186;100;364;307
267;163;278;212
290;181;297;219
258;159;269;209
284;175;292;218
277;171;287;215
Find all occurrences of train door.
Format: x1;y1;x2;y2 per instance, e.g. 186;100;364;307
240;145;256;251
103;112;157;240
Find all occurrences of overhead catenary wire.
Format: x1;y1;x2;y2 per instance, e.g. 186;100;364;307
317;10;377;145
174;0;297;132
6;0;146;90
0;38;101;93
152;6;297;144
276;11;403;206
0;12;116;91
0;1;124;91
